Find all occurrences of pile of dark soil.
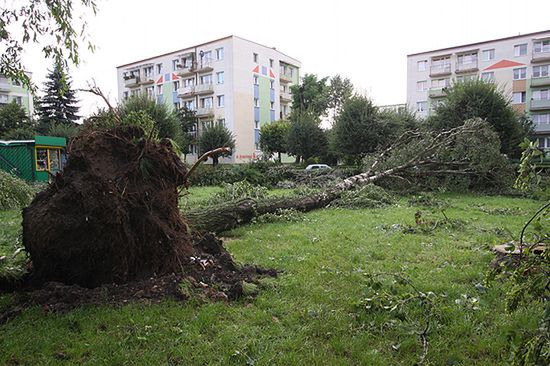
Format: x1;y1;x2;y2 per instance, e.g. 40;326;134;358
2;126;275;320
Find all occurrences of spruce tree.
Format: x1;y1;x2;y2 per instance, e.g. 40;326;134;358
37;62;80;127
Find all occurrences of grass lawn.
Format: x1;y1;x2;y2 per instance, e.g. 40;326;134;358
0;190;544;365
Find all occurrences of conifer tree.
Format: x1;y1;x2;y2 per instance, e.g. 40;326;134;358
37;62;80;127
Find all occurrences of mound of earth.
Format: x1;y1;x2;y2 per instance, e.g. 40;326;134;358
19;126;273;294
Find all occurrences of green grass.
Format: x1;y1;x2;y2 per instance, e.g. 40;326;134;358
0;191;545;365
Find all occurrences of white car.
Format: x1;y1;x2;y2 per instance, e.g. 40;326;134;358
305;164;332;171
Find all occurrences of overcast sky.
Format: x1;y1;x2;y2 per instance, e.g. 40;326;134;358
19;0;550;117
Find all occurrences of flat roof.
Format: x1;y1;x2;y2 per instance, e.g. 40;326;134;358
408;29;550;57
117;35;301;69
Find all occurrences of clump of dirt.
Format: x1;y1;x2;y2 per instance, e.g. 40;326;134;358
23;126;191;288
20;126;275;291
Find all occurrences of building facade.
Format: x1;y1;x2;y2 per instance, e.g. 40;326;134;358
407;30;550;148
116;36;300;163
0;73;34;115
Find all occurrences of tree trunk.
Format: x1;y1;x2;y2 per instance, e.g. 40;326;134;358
277;152;282;163
212;156;219;166
185;191;340;233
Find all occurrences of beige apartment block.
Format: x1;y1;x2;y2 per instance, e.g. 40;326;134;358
116;36;300;163
407;30;550;149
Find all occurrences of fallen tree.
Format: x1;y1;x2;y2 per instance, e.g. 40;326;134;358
186;118;510;233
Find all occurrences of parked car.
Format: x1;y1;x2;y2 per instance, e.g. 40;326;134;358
305;164;332;171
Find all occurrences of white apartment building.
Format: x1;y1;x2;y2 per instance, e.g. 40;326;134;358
407;30;550;148
116;35;300;163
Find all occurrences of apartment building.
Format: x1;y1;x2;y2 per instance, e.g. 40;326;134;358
407;29;550;148
0;73;34;115
116;35;300;163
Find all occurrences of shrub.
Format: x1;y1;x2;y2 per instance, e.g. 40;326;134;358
0;170;36;209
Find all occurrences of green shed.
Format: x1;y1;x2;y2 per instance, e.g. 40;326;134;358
0;136;67;182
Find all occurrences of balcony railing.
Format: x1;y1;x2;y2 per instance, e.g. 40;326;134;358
428;88;448;98
280;73;293;83
280;91;292;101
177;63;195;76
140;76;155;85
429;64;451;76
531;77;550;87
124;76;140;88
196;59;213;73
532;49;550;63
0;78;10;91
531;99;550;110
195;84;214;95
534;121;550;133
196;107;214;117
177;85;195;97
455;60;478;73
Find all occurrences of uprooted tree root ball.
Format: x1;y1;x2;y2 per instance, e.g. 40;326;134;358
12;126;273;308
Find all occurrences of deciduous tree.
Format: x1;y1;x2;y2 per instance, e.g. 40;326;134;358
198;123;235;166
260;120;289;162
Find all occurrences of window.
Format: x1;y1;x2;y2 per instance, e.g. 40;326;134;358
431;78;450;89
183;100;195;110
417;60;428;72
253;53;258;63
14;96;22;105
172;59;180;71
482;49;495;61
131;89;141;97
533;65;550;78
254;98;259;107
145;86;154;98
200;51;212;65
254;120;260;129
456;74;477;83
269;59;274;67
533;89;550;101
514;44;527;57
270;80;275;89
512;92;526;104
183;78;195;87
156;63;163;74
156;85;163;95
35;148;62;172
253;75;259;85
481;72;495;82
457;52;477;65
534;40;550;54
173;81;180;91
200;74;212;85
539;137;550;149
513;67;527;80
143;66;153;78
123;91;129;100
270;101;274;110
217;95;224;107
216;71;224;84
11;79;21;87
215;47;224;60
416;101;427;112
201;97;213;108
174;102;181;110
533;114;550;125
416;80;427;91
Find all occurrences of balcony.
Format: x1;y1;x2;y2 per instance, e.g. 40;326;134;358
531;99;550;110
140;76;155;85
195;84;214;95
532;50;550;63
177;61;196;77
124;76;140;88
0;78;10;92
177;85;195;97
428;88;448;98
429;64;452;77
531;77;550;87
196;60;213;73
280;73;293;83
455;60;478;74
534;122;550;133
196;107;214;117
280;91;292;102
